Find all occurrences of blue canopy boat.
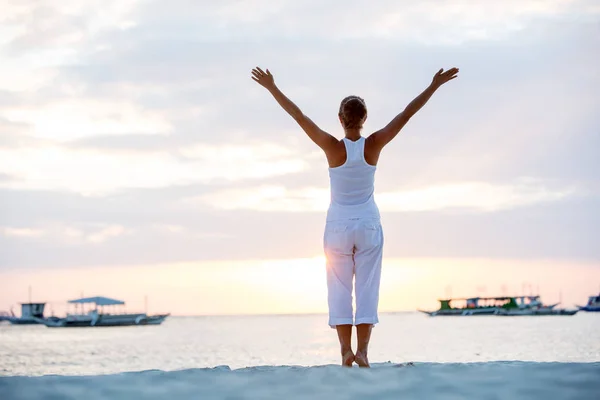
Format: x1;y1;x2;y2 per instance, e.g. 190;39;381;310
36;296;169;327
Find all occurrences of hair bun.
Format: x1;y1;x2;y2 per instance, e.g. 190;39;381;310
339;96;367;129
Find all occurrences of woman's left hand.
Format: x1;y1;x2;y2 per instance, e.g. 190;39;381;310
251;67;275;90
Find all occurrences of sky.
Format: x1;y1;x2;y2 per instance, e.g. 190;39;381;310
1;0;599;316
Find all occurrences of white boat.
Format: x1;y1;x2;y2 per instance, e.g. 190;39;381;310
420;295;578;317
35;296;169;328
418;297;505;316
494;296;577;316
4;303;47;325
577;293;600;312
515;295;558;310
494;308;578;316
0;311;12;322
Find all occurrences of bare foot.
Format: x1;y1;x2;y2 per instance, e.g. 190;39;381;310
355;351;370;368
342;350;355;367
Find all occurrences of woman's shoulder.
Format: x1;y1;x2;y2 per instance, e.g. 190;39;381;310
326;139;348;168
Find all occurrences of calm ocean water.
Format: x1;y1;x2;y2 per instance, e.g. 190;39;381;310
1;312;599;376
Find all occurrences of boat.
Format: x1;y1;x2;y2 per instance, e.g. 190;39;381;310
577;293;600;312
418;297;517;316
35;296;170;328
515;295;558;310
419;295;578;317
494;295;577;316
0;311;12;322
495;308;578;316
494;306;579;317
4;303;47;325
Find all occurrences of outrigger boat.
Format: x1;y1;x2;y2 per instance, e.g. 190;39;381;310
493;295;575;316
495;307;578;316
494;296;577;316
34;296;169;328
418;297;514;316
577;293;600;312
419;295;578;316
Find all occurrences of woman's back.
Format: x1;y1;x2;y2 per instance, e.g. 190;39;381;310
327;137;380;222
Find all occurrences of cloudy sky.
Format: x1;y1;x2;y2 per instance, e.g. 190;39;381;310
1;0;599;315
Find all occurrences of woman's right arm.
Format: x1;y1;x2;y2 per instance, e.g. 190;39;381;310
252;67;338;152
370;67;459;150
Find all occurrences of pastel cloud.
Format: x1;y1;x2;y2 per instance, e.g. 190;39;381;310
0;0;598;271
0;223;130;245
1;227;44;238
3;99;172;141
196;179;577;213
0;143;311;194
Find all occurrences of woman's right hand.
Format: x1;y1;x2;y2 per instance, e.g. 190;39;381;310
251;67;275;90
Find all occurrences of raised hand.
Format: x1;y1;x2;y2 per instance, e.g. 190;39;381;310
431;67;459;87
251;67;275;90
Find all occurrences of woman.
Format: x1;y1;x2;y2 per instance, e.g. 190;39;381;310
251;66;459;367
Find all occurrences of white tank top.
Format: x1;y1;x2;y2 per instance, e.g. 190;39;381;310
326;137;380;221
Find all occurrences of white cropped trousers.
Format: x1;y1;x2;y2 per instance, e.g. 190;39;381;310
323;218;383;328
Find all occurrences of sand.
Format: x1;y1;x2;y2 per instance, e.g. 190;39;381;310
1;362;598;400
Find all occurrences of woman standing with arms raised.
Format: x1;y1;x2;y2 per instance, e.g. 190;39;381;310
251;66;459;367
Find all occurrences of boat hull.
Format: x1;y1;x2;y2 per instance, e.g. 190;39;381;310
37;313;170;328
419;308;498;316
7;318;44;325
495;309;578;316
577;306;600;312
420;307;579;317
145;314;170;325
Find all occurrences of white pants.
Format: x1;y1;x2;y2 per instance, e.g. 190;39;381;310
323;218;383;328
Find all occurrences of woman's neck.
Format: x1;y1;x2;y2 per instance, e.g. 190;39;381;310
344;129;362;141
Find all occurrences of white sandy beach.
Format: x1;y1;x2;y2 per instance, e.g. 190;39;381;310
1;362;598;400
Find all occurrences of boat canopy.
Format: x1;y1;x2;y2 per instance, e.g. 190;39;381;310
68;296;125;306
439;296;515;302
438;296;518;309
588;295;600;304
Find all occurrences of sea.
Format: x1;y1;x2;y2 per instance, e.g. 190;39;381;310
1;313;599;399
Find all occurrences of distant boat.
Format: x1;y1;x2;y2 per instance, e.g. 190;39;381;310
494;308;578;316
514;295;559;310
418;297;511;316
0;311;13;322
35;296;170;328
493;295;578;316
4;303;47;325
577;293;600;312
419;295;578;317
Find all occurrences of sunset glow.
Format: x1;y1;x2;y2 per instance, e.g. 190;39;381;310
2;258;598;317
1;0;598;317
